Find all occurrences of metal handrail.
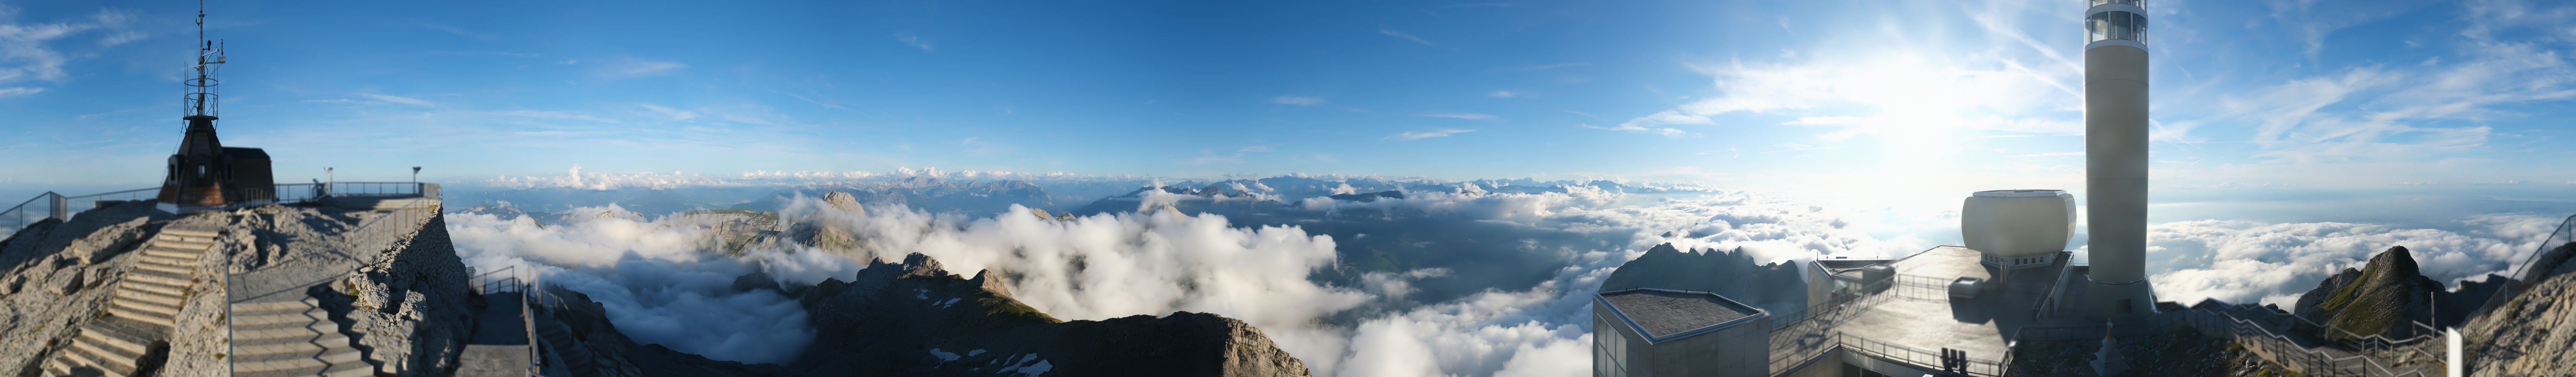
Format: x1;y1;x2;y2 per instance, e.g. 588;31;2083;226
2174;303;2443;376
226;196;442;303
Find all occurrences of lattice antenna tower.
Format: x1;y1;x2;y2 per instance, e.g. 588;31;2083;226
183;0;227;121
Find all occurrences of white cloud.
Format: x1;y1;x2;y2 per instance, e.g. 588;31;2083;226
1387;128;1475;141
1618;56;2080;139
1273;96;1325;106
595;58;687;78
640;104;699;121
447;205;824;364
1579;123;1683;137
2146;214;2565;307
0;8;143;85
1378;27;1433;46
894;33;934;52
484;164;733;190
418;22;498;40
0;86;39;97
1488;91;1518;98
1416;113;1499;121
358;93;435;107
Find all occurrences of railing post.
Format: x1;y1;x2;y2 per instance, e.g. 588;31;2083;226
48;193;65;220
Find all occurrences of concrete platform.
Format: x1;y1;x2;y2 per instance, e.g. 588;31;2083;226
1781;246;2072;375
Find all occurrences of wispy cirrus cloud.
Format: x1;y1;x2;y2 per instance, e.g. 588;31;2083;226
1387;128;1474;141
358;93;435;107
1416;112;1499;121
1579;123;1682;137
1273;96;1325;106
594;58;687;78
1378;27;1433;46
894;33;934;52
418;22;498;40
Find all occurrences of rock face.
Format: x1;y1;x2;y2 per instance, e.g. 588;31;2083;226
1598;243;1812;315
779;253;1312;377
534;252;1312;377
2288;246;2510;338
2286;246;2455;340
2463;241;2576;376
0;202;178;376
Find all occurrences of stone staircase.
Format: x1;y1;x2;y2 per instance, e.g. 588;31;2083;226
534;313;597;377
38;225;218;377
229;297;374;377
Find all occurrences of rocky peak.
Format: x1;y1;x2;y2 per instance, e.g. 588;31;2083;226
821;191;865;215
2292;246;2446;339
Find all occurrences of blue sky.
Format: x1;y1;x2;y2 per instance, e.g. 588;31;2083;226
3;0;2573;202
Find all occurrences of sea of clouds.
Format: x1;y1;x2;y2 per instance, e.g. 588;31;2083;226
440;176;2569;376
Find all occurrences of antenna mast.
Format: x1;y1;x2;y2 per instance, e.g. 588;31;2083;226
183;0;225;121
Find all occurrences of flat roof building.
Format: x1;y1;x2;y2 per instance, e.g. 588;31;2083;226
1593;288;1769;377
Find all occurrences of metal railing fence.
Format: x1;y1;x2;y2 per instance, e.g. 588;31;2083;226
1837;331;2008;377
2;183;444;243
328;182;428;197
2169;303;2446;377
2466;214;2576;320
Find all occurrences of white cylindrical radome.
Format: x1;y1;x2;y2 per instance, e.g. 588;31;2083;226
1963;190;2076;268
2085;0;2149;284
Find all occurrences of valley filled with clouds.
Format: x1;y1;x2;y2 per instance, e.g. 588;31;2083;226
435;170;2570;376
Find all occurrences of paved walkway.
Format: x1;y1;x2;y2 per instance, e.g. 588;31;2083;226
458;294;532;377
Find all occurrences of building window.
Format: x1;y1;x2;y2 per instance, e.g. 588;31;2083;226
2086;11;2147;44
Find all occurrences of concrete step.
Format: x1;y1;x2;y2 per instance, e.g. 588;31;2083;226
151;238;214;251
234;321;338;345
131;262;194;277
139;247;202;259
75;325;155;358
235;360;375;377
233;347;365;373
234;341;363;364
120;268;193;288
158;228;220;239
233;311;327;328
111;286;186;304
67;337;142;373
116;278;189;298
107;296;181;317
137;253;197;267
234;299;322;313
44;348;122;377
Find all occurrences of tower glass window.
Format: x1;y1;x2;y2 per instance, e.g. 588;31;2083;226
2088;0;2144;6
2086;11;2147;44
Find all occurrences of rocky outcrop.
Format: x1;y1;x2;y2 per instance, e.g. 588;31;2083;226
2462;241;2576;376
1598;243;1812;315
2283;246;2508;339
533;252;1311;377
0;202;178;376
777;253;1311;377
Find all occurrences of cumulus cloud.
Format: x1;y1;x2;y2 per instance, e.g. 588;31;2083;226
2146;214;2566;307
445;205;840;364
438;178;1943;376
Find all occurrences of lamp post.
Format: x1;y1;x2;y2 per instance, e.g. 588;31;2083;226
325;167;333;197
412;166;422;183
